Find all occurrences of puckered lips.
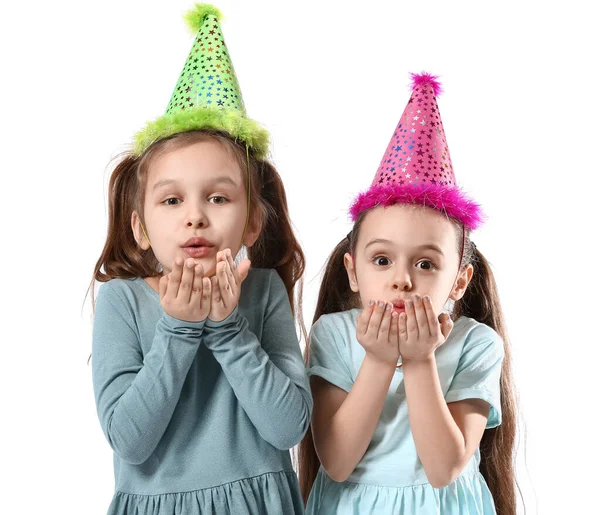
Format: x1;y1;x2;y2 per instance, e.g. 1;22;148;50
391;298;407;313
181;237;215;259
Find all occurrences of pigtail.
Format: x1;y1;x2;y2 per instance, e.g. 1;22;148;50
88;154;160;310
299;218;364;504
247;160;305;318
454;242;519;515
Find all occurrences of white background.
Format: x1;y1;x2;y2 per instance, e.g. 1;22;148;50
1;0;598;513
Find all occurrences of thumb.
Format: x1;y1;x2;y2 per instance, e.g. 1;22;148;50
439;313;454;340
237;259;251;282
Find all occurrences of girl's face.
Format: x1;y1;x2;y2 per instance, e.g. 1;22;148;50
132;139;260;277
344;204;472;316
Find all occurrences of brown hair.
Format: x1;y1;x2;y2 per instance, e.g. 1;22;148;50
298;208;519;515
88;130;306;328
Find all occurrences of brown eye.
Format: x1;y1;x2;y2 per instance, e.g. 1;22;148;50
163;197;181;206
417;260;434;270
209;196;228;205
374;256;390;266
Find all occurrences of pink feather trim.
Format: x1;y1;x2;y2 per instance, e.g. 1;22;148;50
410;72;443;97
349;183;485;230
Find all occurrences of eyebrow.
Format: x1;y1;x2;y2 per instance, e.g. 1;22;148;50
152;175;239;192
364;239;445;256
364;238;394;250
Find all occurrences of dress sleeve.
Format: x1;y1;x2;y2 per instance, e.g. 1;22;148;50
201;270;312;450
307;314;355;393
92;282;205;464
444;323;505;428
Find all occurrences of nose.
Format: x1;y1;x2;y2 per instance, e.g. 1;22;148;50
392;267;412;292
185;202;208;229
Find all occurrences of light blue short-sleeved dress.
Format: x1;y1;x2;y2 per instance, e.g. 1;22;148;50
306;309;504;515
92;269;312;515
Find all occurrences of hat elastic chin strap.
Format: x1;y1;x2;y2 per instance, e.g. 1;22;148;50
140;222;151;248
240;144;251;251
445;225;466;315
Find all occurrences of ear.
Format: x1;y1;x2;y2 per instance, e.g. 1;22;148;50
449;264;474;301
343;253;359;293
131;210;151;250
242;209;264;248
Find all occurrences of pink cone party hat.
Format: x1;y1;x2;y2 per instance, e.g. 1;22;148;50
349;73;484;230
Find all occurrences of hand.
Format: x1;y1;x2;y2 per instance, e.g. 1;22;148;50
398;294;453;363
159;257;211;322
209;249;251;322
356;300;400;367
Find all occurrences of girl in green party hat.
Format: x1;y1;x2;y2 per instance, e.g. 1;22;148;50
90;5;311;514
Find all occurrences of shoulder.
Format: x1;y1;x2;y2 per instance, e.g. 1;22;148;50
239;268;292;320
95;278;150;319
244;268;283;292
312;309;360;345
97;277;144;303
452;317;504;359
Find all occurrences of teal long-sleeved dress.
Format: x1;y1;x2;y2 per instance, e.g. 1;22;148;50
92;268;312;514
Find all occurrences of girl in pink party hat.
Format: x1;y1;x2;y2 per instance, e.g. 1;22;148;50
299;73;518;514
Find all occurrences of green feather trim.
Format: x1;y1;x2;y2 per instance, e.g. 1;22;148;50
133;107;270;159
184;4;223;34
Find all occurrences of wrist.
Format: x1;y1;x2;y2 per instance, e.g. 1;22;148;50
206;306;239;327
363;353;398;375
401;355;436;369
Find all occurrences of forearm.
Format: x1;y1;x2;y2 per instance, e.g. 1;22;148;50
203;312;312;450
94;315;203;465
318;355;396;482
402;357;465;487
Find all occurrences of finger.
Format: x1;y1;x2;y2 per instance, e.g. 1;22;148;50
223;258;237;298
225;249;240;284
378;303;392;341
217;260;232;304
412;294;430;336
166;258;184;298
159;275;168;299
423;295;439;336
190;263;204;301
178;258;196;302
439;313;454;340
366;301;386;340
405;298;419;341
390;310;399;339
201;276;211;310
211;275;222;304
356;301;374;337
398;312;408;342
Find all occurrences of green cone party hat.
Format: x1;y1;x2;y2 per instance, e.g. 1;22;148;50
133;4;269;158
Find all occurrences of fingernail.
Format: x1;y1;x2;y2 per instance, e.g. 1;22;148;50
369;300;374;306
423;296;430;303
406;300;413;309
385;303;391;311
378;301;384;307
413;294;420;302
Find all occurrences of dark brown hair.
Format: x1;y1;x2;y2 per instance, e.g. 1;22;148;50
89;130;306;328
298;208;519;515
